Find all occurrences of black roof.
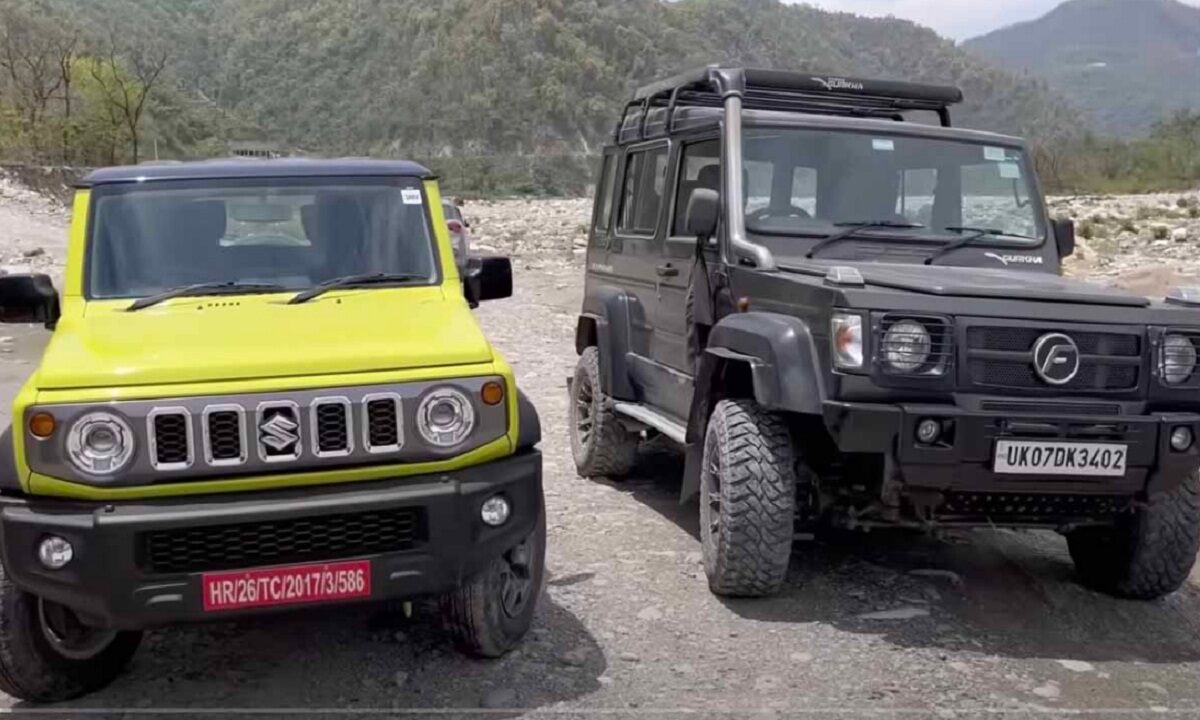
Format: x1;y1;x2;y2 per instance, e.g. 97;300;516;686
79;158;433;187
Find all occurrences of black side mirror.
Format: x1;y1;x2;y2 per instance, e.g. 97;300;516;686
1052;217;1075;259
686;188;720;242
463;256;513;307
0;274;59;328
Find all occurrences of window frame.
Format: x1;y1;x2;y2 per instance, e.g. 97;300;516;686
613;139;671;245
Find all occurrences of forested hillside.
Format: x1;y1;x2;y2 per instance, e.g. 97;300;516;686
965;0;1200;137
5;1;1078;159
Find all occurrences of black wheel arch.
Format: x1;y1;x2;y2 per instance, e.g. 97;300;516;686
680;312;827;502
515;390;541;451
576;284;641;400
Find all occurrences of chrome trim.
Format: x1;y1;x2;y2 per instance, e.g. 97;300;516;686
310;396;354;458
256;400;302;463
362;392;403;454
146;407;193;471
202;404;248;467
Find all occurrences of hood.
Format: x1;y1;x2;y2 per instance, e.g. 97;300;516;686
779;259;1149;308
37;289;493;390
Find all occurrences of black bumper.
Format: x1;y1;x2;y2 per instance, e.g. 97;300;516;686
823;401;1200;496
0;450;542;630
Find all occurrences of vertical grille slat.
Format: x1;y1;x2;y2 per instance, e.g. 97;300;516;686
312;398;352;457
204;407;245;465
363;394;402;453
149;410;191;470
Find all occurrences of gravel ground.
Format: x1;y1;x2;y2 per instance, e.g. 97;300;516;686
0;185;1199;718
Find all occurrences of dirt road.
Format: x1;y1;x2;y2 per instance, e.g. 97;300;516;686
0;194;1198;717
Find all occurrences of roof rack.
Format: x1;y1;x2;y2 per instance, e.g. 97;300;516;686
616;66;964;143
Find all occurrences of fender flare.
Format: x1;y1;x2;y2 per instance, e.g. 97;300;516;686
0;426;19;492
515;390;541;451
575;284;640;400
680;312;826;502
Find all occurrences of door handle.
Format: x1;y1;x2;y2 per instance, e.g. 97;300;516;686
656;263;680;278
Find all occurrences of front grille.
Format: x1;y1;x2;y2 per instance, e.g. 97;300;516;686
964;323;1143;393
315;402;350;454
206;411;243;462
937;492;1130;522
367;398;400;449
152;413;189;466
979;400;1122;416
967;327;1140;357
139;507;425;574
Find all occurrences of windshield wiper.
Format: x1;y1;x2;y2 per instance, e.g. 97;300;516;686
287;273;427;305
126;281;287;311
805;221;924;259
923;226;1039;266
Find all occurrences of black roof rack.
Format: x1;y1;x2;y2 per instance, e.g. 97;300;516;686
616;66;964;143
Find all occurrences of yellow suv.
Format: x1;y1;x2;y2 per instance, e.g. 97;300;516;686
0;159;544;702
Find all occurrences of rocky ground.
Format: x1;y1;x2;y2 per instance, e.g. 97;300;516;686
1;174;1199;718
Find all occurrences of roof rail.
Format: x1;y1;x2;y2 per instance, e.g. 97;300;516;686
616;66;964;143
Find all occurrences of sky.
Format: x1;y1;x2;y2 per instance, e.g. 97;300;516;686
795;0;1200;40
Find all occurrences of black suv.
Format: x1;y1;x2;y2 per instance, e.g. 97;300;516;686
569;66;1200;599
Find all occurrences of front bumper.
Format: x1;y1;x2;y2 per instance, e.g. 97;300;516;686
823;401;1200;496
0;450;542;630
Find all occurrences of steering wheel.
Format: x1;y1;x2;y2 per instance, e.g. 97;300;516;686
747;205;811;223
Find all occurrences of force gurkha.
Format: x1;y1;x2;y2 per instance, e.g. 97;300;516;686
0;159;544;701
570;66;1200;599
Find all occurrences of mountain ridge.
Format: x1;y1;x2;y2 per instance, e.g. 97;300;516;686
965;0;1200;137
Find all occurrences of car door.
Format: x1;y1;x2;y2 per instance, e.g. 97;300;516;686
655;137;721;377
604;142;671;402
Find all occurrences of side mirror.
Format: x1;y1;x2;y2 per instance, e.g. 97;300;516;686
686;188;720;242
463;256;512;307
1052;217;1075;258
0;274;59;328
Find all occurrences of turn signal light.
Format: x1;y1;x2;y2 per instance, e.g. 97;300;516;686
29;412;56;439
481;381;505;406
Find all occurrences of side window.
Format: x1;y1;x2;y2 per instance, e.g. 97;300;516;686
592;154;617;242
617;146;669;236
744;160;773;214
673;139;720;236
897;168;937;226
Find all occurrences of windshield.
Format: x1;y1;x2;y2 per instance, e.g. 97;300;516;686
86;177;438;300
738;128;1044;247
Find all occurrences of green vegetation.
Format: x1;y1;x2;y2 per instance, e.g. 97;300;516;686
1036;112;1200;194
1;0;1197;195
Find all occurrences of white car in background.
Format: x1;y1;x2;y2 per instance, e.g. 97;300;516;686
442;199;471;270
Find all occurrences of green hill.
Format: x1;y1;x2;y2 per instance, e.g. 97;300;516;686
965;0;1200;137
36;0;1080;156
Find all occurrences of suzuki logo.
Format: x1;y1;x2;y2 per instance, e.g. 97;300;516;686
258;406;300;458
1032;333;1081;386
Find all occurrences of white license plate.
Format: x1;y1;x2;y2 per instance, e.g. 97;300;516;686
993;440;1127;477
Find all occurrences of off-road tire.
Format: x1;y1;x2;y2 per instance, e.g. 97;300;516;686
1067;470;1200;600
570;347;638;478
440;503;546;658
0;565;141;702
700;399;796;597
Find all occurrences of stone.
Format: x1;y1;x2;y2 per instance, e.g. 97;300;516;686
558;647;590;667
857;606;929;621
1056;659;1094;673
636;606;663;621
21;247;44;258
1172;227;1189;242
909;569;963;587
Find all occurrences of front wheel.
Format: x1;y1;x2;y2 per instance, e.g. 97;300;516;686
1067;470;1200;600
440;504;547;658
569;347;638;478
700;399;797;597
0;566;142;702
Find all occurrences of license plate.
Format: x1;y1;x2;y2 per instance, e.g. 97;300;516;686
202;559;371;612
994;440;1127;477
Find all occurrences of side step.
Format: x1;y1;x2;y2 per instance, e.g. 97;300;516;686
613;402;687;445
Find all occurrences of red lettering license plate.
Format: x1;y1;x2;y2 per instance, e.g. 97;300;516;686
202;560;371;612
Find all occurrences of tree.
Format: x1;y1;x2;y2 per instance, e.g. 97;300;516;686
88;32;167;163
0;5;64;156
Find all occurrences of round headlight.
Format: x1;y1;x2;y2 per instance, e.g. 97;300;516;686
416;388;476;447
1162;334;1198;385
65;411;135;476
883;320;932;373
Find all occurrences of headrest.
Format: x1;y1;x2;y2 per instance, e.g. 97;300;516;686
696;164;721;191
176;200;227;243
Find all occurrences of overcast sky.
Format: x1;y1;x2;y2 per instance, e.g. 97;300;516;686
795;0;1200;40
